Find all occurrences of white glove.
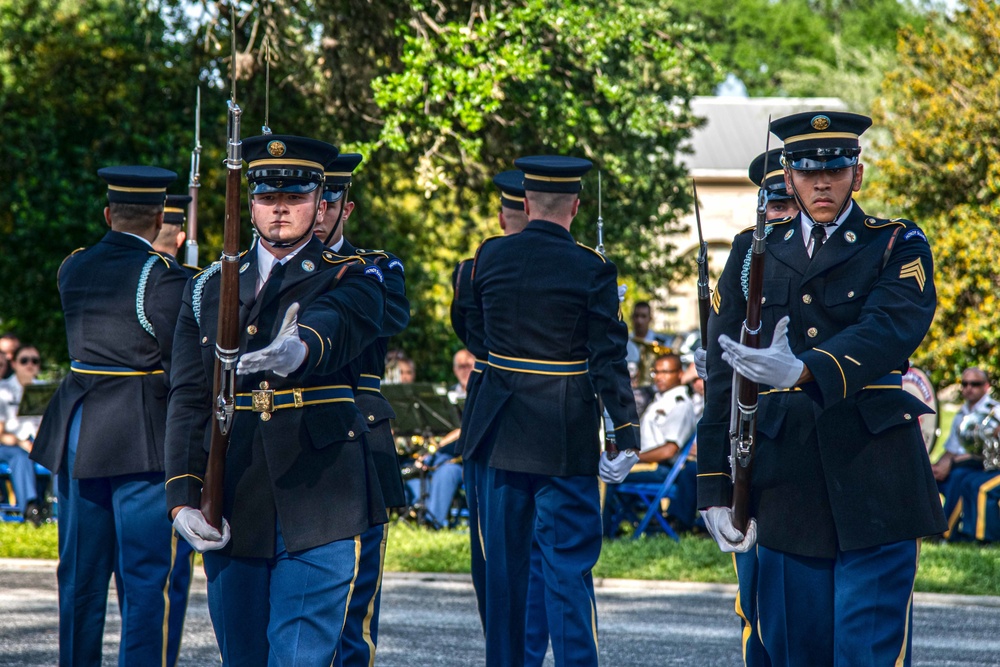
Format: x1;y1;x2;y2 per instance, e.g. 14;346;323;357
718;316;803;389
599;449;638;484
693;346;707;381
617;284;627;303
700;506;757;553
237;303;308;377
173;506;232;553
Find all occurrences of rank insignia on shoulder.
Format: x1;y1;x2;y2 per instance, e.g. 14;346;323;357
712;286;721;314
899;258;926;292
387;258;404;273
364;265;384;283
903;229;927;243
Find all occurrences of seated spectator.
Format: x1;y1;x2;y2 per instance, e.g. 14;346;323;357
403;351;468;529
0;344;45;524
0;332;19;379
933;367;997;539
605;353;698;535
384;349;416;384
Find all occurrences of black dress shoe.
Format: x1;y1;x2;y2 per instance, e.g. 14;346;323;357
23;501;43;527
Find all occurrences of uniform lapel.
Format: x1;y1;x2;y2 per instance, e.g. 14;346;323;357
253;237;326;317
764;218;810;277
238;242;259;329
802;204;869;283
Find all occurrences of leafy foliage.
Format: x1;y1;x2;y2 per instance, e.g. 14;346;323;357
868;0;1000;386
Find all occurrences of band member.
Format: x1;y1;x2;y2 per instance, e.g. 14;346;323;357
316;152;409;667
698;112;946;666
164;135;388;664
31;166;193;666
463;155;639;666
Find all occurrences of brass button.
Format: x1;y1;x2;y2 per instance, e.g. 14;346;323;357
247;324;258;335
260;412;271;422
348;430;355;438
368;414;375;422
903;413;912;421
847;291;855;298
260;381;270;390
201;336;209;344
761;296;766;305
802;294;813;304
807;327;818;338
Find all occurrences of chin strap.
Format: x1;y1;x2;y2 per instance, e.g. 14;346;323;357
322;186;351;247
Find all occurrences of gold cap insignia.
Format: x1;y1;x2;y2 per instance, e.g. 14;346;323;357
811;115;831;131
267;140;287;157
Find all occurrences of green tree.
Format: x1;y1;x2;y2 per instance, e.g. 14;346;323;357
0;0;217;362
867;0;1000;386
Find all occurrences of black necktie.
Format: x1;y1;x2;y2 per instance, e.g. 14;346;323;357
810;224;827;258
259;260;286;302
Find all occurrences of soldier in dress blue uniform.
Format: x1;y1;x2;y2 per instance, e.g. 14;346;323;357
697;111;947;666
463;156;640;667
314;152;410;667
163;135;388;665
152;194;200;276
31;166;194;666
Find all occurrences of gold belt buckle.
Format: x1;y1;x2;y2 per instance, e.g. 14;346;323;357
252;381;274;417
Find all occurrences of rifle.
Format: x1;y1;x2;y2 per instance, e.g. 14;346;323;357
200;6;243;530
184;87;202;268
729;124;771;533
595;170;619;457
693;181;710;349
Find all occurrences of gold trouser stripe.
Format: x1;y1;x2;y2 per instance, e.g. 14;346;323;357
976;475;1000;539
590;591;598;651
732;554;753;665
943;497;963;540
895;539;920;667
338;535;363;656
362;524;390;667
160;530;180;667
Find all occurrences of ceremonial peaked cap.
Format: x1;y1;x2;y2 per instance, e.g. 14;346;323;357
514;156;592;194
748;149;792;201
323;153;364;203
163;194;192;225
98;166;177;205
493;170;526;210
243;134;339;194
770;111;872;171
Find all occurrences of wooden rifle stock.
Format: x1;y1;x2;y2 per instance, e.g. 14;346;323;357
200;99;243;530
730;139;771;533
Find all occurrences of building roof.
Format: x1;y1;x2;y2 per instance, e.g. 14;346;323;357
682;96;849;180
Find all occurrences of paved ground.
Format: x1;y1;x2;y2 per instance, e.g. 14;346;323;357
1;560;999;665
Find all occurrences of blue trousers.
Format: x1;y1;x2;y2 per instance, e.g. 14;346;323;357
524;536;551;667
0;443;38;512
406;452;463;528
484;469;601;667
956;470;1000;541
756;540;919;667
733;550;770;667
333;523;389;667
57;403;193;667
203;525;364;667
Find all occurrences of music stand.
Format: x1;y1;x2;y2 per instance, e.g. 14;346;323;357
381;382;462;526
17;383;58;417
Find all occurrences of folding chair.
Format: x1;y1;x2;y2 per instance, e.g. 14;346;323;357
612;433;696;541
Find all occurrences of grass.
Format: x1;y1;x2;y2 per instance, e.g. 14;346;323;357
6;521;996;597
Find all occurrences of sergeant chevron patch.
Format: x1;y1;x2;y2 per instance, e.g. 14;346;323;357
899;258;926;291
712;287;721;314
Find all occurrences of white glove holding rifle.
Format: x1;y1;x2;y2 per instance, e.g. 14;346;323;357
718;316;803;389
599;449;638;483
172;506;231;553
700;506;757;553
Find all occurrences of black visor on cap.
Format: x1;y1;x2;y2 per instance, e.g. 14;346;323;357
248;165;324;195
322;188;346;203
783;147;860;171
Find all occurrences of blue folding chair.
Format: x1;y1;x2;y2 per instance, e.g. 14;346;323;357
0;461;53;523
611;433;696;541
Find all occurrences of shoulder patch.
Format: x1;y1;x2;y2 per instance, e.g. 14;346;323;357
364;265;384;283
902;228;928;244
387;258;404;274
576;242;607;263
